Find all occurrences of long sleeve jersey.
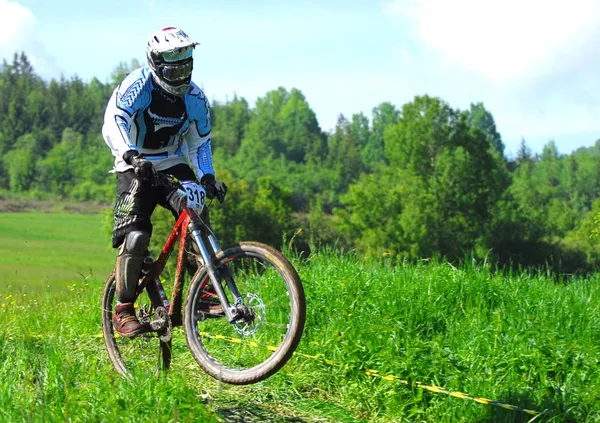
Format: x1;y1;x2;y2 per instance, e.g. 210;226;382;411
102;66;214;179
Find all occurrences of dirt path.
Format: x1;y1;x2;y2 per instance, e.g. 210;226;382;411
0;199;110;214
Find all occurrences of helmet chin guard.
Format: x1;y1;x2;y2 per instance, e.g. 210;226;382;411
147;27;199;96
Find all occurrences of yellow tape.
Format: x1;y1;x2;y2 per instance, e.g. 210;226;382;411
362;371;543;416
98;329;548;418
207;332;545;416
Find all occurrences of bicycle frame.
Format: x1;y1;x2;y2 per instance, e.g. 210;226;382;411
136;204;245;327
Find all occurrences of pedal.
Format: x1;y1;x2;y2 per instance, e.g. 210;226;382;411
149;306;172;342
136;305;152;326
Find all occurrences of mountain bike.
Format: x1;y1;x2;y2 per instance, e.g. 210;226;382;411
101;174;306;385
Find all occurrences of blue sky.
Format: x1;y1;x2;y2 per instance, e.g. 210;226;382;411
1;0;600;156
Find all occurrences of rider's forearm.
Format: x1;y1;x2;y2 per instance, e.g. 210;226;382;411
188;133;215;179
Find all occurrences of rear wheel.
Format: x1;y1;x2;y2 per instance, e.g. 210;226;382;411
183;242;306;385
101;271;171;377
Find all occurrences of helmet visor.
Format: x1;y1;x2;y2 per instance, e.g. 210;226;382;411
162;46;194;63
160;59;193;83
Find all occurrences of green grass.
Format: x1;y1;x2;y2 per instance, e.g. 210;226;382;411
0;212;114;292
1;212;599;422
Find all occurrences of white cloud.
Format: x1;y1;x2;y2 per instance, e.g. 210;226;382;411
0;1;62;78
385;0;600;82
0;0;35;50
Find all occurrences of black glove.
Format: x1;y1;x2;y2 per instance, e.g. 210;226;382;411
201;174;227;203
123;150;154;180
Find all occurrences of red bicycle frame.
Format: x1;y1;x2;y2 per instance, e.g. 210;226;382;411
136;208;196;327
135;195;242;325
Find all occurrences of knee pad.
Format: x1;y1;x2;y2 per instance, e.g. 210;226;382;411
119;231;150;256
116;231;150;302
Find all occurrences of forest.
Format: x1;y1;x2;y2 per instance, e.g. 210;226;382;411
1;52;600;274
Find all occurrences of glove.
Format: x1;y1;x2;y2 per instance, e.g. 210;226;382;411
201;174;227;203
123;150;154;180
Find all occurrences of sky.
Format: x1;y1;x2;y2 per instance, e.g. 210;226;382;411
1;0;600;157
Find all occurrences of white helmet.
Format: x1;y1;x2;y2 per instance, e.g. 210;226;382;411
146;27;199;96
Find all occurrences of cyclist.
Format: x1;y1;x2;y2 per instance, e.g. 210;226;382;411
102;27;227;337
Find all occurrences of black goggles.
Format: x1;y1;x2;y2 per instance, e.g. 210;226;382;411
160;59;193;83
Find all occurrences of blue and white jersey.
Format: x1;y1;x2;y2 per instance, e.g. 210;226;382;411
102;66;214;178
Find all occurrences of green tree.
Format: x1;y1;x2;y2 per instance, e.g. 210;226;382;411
362;102;398;170
351;112;370;151
211;94;252;156
3;133;37;192
238;87;325;164
338;96;506;260
35;128;83;196
205;171;295;247
516;138;532;163
46;78;69;145
110;58;143;89
0;131;5;188
326;115;365;194
279;88;325;162
335;167;436;258
468;102;504;156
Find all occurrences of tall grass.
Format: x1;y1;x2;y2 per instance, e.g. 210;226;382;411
0;283;218;422
285;251;600;421
1;213;599;422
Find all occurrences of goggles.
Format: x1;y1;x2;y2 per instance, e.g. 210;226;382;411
159;59;193;83
156;46;194;83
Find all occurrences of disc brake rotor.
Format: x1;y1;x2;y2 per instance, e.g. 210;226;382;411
233;293;265;336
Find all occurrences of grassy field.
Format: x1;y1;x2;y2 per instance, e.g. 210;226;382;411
0;212;114;292
1;212;599;422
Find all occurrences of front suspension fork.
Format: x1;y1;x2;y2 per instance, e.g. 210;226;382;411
188;223;244;322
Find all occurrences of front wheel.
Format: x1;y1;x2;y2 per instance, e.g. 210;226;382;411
183;242;306;385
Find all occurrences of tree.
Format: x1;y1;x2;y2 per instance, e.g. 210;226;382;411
35;128;83;195
516;138;532;163
338;95;506;260
44;78;69;145
362;102;398;170
110;58;142;89
238;87;325;164
3;133;37;192
206;172;295;247
351;112;370;151
468;102;504;156
335;167;436;258
279;88;325;163
326;115;365;193
211;94;251;156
